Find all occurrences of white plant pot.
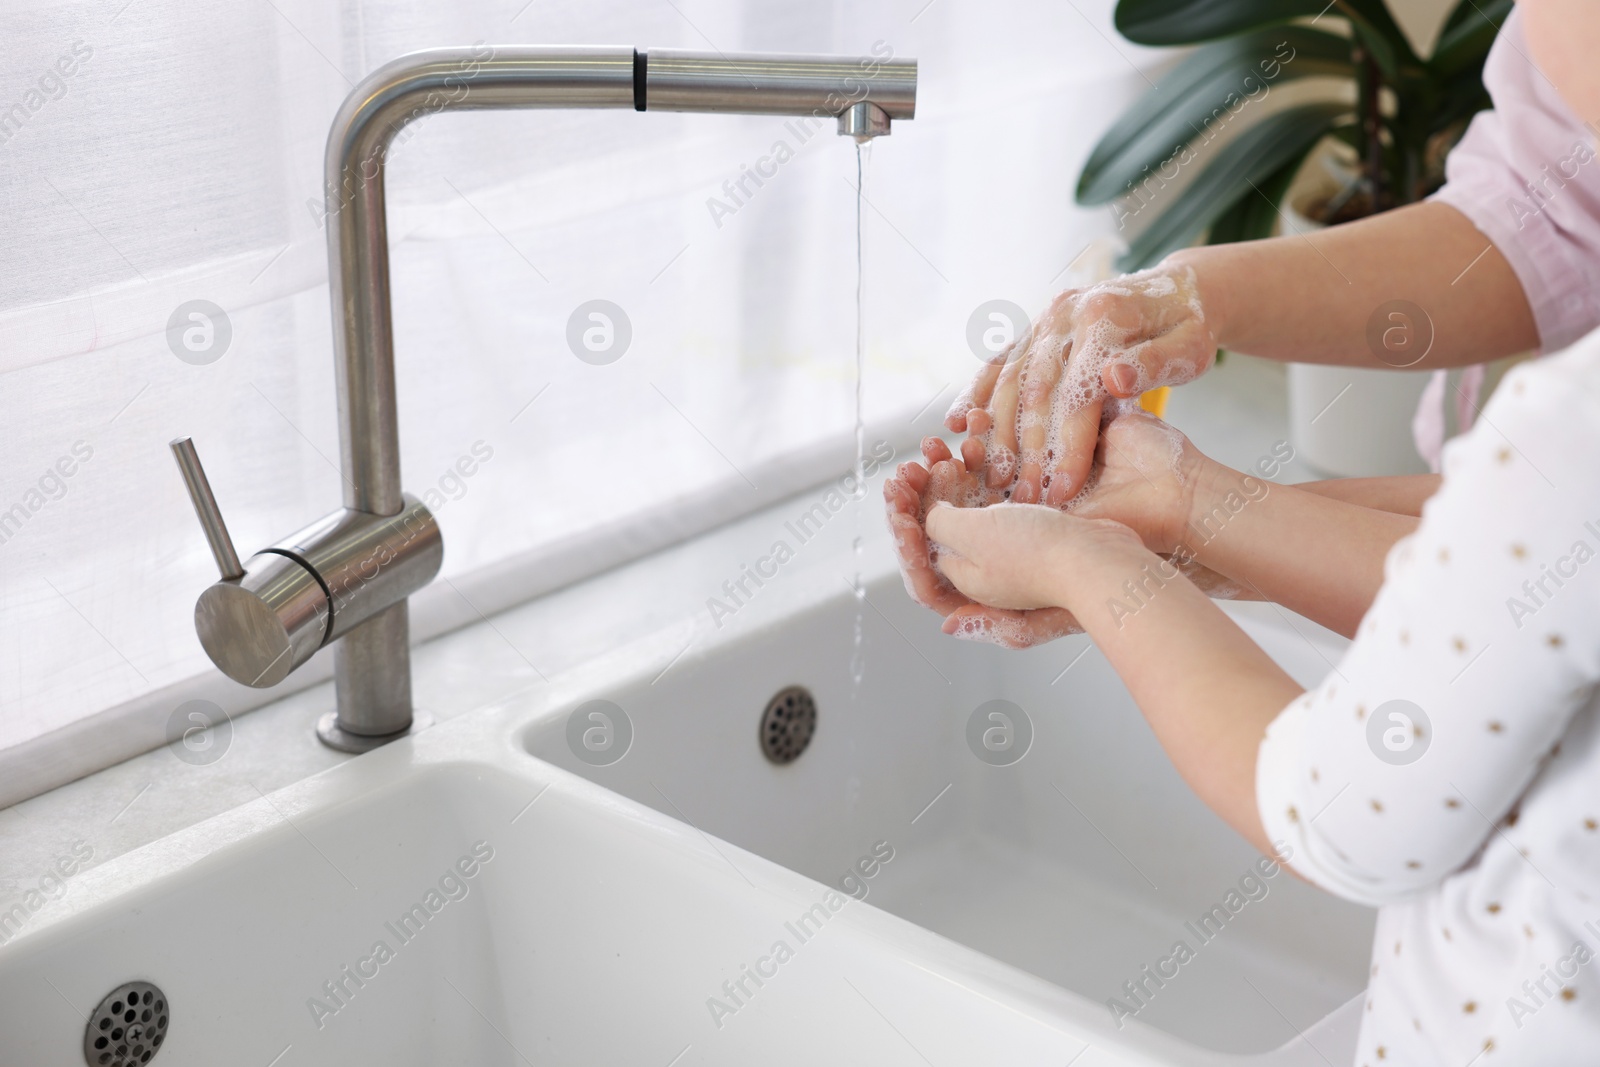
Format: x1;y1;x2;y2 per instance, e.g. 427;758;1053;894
1281;193;1433;477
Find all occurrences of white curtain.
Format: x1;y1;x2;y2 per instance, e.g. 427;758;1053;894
0;0;1144;802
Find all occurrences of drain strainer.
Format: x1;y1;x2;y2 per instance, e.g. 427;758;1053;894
760;685;816;764
84;981;167;1066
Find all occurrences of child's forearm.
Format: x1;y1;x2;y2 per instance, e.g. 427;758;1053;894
1177;463;1418;637
1053;547;1302;857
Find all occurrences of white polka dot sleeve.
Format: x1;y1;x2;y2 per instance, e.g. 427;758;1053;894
1257;341;1600;907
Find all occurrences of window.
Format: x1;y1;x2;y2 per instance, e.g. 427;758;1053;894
0;0;1133;802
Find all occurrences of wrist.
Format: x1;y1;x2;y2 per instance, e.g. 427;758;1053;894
1069;548;1177;633
1175;455;1248;563
1161;248;1230;351
1147;440;1216;555
1043;532;1160;618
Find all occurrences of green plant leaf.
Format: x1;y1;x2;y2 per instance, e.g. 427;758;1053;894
1115;0;1418;70
1113;0;1414;49
1439;0;1509;39
1115;101;1346;270
1117;0;1325;43
1077;26;1352;205
1431;0;1510;80
1206;150;1308;245
1429;70;1494;136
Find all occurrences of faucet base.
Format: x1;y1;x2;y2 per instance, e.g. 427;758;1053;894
315;708;434;753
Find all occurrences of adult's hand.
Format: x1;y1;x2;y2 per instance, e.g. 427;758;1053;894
1070;411;1204;554
946;263;1218;507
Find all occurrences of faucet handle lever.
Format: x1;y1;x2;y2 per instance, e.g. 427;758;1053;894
170;436;246;581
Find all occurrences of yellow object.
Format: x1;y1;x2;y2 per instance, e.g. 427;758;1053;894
1139;386;1170;418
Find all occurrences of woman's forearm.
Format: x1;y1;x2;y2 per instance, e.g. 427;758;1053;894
1293;474;1441;517
1166;201;1538;369
1179;463;1418;637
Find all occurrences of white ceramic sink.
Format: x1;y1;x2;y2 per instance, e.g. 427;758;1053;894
0;556;1373;1066
1;723;1078;1065
524;571;1377;1061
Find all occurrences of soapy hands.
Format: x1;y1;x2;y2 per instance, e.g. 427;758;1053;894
884;411;1214;645
946;263;1218;507
885;261;1225;646
925;503;1146;615
883;435;1086;648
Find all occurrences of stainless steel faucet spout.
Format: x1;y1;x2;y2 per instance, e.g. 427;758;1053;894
641;49;915;120
324;46;916;517
180;45;917;751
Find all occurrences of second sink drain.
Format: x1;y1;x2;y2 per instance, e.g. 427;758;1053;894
760;686;816;764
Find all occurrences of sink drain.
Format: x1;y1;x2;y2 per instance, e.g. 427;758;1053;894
760;685;816;764
84;981;168;1066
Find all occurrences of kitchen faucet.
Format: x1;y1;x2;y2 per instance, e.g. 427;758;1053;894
170;45;917;751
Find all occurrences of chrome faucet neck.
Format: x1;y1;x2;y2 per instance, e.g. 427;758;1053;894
176;45;916;751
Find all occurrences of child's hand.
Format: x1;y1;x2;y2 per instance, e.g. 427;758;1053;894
884;438;1084;647
925;502;1146;613
883;435;1010;615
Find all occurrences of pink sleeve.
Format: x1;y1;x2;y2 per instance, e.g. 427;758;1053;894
1428;7;1600;354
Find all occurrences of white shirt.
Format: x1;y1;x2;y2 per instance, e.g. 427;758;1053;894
1257;335;1600;1065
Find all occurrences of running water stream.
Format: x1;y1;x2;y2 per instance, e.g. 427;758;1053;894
849;140;871;689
